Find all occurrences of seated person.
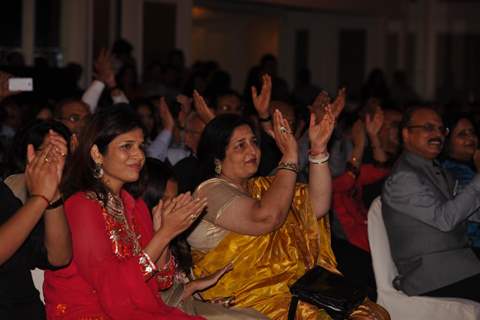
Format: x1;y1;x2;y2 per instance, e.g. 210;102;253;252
382;106;480;301
441;113;480;249
44;106;205;319
331;109;389;297
0;126;71;319
188;110;388;319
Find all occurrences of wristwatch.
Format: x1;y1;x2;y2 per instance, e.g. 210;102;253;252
47;196;64;210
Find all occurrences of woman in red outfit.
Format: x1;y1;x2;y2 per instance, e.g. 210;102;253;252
332;107;390;252
44;105;206;319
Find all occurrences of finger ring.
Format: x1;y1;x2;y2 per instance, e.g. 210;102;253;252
280;126;288;133
44;157;49;163
190;214;197;221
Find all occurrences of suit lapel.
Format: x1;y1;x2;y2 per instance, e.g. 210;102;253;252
402;152;453;200
424;162;453;200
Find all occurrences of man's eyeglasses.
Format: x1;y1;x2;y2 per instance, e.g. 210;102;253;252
407;123;449;136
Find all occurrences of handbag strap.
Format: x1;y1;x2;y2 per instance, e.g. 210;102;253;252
288;295;299;320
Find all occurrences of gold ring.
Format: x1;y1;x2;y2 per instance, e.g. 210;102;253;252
279;126;287;133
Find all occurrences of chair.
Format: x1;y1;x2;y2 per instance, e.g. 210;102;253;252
31;268;45;303
367;196;480;320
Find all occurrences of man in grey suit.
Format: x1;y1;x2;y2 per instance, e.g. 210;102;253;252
382;106;480;302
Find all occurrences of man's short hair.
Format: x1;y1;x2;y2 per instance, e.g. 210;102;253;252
54;98;88;119
398;105;439;145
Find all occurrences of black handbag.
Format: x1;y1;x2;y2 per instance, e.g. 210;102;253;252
288;265;367;320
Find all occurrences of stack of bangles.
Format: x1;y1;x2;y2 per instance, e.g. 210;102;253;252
308;152;329;165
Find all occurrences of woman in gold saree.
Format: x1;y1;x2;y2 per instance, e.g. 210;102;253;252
188;76;389;319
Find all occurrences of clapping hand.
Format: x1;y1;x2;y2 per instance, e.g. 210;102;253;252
365;108;384;138
193;90;215;124
272;109;298;163
154;97;175;131
251;74;272;119
152;193;207;238
331;88;346;119
308;88;346;155
309;106;335;155
25;134;66;202
94;49;116;88
310;90;330;119
310;88;346;121
351;119;367;149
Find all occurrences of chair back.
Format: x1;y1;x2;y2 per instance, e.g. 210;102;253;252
31;268;45;303
367;197;399;293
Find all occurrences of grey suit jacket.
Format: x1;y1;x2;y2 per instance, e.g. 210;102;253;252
381;151;480;295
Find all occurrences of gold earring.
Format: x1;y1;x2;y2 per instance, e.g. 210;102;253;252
93;162;104;179
214;159;222;175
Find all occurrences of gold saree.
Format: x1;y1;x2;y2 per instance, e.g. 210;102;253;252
191;177;338;320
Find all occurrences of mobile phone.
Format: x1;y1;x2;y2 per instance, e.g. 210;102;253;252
8;77;33;92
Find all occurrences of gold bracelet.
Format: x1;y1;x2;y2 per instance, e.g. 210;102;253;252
277;161;299;174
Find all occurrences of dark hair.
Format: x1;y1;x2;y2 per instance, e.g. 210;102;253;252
197;114;256;182
54;98;89;119
442;112;477;157
112;38;133;55
132;99;159;140
126;157;174;207
212;89;242;112
61;104;146;203
2;120;71;178
398;105;439;146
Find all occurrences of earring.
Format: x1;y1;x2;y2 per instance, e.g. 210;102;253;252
93;162;104;179
214;159;222;175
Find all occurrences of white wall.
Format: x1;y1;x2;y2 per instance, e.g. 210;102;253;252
60;0;93;87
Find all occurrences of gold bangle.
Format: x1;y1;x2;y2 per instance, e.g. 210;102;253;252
277;161;299;174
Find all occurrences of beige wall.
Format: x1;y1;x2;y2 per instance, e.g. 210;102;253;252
192;7;280;92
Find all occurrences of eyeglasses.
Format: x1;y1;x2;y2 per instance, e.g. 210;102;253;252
407;123;449;136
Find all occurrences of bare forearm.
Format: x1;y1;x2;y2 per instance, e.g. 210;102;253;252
0;197;46;265
181;281;198;300
368;134;388;163
350;143;365;166
43;207;72;266
309;161;332;218
155;247;170;269
255;169;297;228
144;230;172;263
